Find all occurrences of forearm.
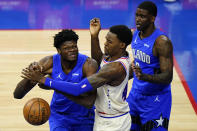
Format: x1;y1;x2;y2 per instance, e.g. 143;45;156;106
44;77;94;96
91;35;103;64
141;72;172;84
13;79;37;99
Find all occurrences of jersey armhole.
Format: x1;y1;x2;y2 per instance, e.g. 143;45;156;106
119;61;128;75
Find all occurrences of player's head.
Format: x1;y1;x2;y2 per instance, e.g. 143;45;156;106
104;25;132;56
135;1;157;31
54;29;79;61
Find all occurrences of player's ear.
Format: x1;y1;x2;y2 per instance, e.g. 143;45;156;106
151;16;155;23
120;42;126;49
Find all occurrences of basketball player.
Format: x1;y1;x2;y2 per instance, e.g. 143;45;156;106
22;20;133;131
14;29;98;131
126;1;173;131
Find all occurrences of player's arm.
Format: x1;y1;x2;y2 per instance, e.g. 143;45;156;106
129;29;134;80
129;62;134;80
90;18;103;65
21;61;126;96
13;56;53;99
134;35;173;84
56;58;98;108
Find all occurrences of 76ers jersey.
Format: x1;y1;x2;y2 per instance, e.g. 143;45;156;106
131;29;171;95
95;56;130;117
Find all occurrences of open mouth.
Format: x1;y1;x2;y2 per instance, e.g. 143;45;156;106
69;53;77;58
136;24;141;28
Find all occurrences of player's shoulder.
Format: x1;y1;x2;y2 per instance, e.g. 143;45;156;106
40;55;53;62
156;35;172;47
39;55;53;73
83;57;98;77
84;57;98;69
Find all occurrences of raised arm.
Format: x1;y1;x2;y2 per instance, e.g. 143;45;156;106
133;35;173;84
22;61;126;96
90;18;103;65
13;56;53;99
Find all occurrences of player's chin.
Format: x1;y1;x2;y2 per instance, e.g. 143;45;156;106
104;49;109;55
136;27;142;31
68;58;77;62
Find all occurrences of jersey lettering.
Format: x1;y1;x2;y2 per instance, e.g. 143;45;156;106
132;49;150;64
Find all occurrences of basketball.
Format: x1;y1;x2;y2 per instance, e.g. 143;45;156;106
23;98;50;125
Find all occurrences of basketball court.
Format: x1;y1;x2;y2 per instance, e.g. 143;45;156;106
0;0;197;131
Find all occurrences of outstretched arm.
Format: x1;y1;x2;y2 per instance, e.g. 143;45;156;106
22;61;126;96
90;18;103;65
133;35;173;84
13;56;53;99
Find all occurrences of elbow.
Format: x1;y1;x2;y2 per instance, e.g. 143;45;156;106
167;78;172;84
13;91;23;99
164;75;173;85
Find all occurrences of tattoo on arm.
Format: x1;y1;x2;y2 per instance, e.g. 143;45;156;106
88;62;126;88
141;36;173;84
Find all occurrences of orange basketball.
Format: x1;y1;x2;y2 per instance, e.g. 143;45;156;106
23;98;50;125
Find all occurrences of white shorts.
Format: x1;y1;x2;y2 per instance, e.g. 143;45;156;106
93;112;131;131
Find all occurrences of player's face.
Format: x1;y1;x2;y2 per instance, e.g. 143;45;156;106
58;40;78;61
104;32;122;56
135;8;153;31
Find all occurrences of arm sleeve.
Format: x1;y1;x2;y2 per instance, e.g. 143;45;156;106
44;77;93;96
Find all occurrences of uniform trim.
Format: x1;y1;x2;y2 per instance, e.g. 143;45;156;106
97;112;129;118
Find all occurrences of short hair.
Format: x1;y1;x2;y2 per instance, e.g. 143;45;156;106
138;1;157;17
109;25;132;47
54;29;79;48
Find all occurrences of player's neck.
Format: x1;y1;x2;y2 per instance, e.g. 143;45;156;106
61;60;77;74
108;51;127;61
140;24;156;39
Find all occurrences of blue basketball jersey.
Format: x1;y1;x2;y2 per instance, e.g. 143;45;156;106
50;53;95;119
131;29;171;95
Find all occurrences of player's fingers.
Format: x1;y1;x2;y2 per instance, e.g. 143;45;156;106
29;62;36;69
22;69;34;77
21;74;31;80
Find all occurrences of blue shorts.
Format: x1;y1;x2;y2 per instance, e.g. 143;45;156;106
127;89;172;131
49;110;94;131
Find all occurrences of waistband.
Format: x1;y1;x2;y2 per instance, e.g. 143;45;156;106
97;111;129;118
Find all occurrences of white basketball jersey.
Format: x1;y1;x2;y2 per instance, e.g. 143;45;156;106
95;56;131;117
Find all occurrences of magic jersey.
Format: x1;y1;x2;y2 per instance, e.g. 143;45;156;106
95;56;130;117
131;29;171;95
50;53;95;119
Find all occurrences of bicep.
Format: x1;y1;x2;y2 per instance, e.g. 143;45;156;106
157;36;173;73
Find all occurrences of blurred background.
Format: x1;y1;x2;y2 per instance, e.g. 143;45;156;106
0;0;196;130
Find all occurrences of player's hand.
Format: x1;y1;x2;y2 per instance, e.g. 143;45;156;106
131;62;143;80
90;18;101;36
21;68;46;84
28;62;44;72
38;75;52;90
